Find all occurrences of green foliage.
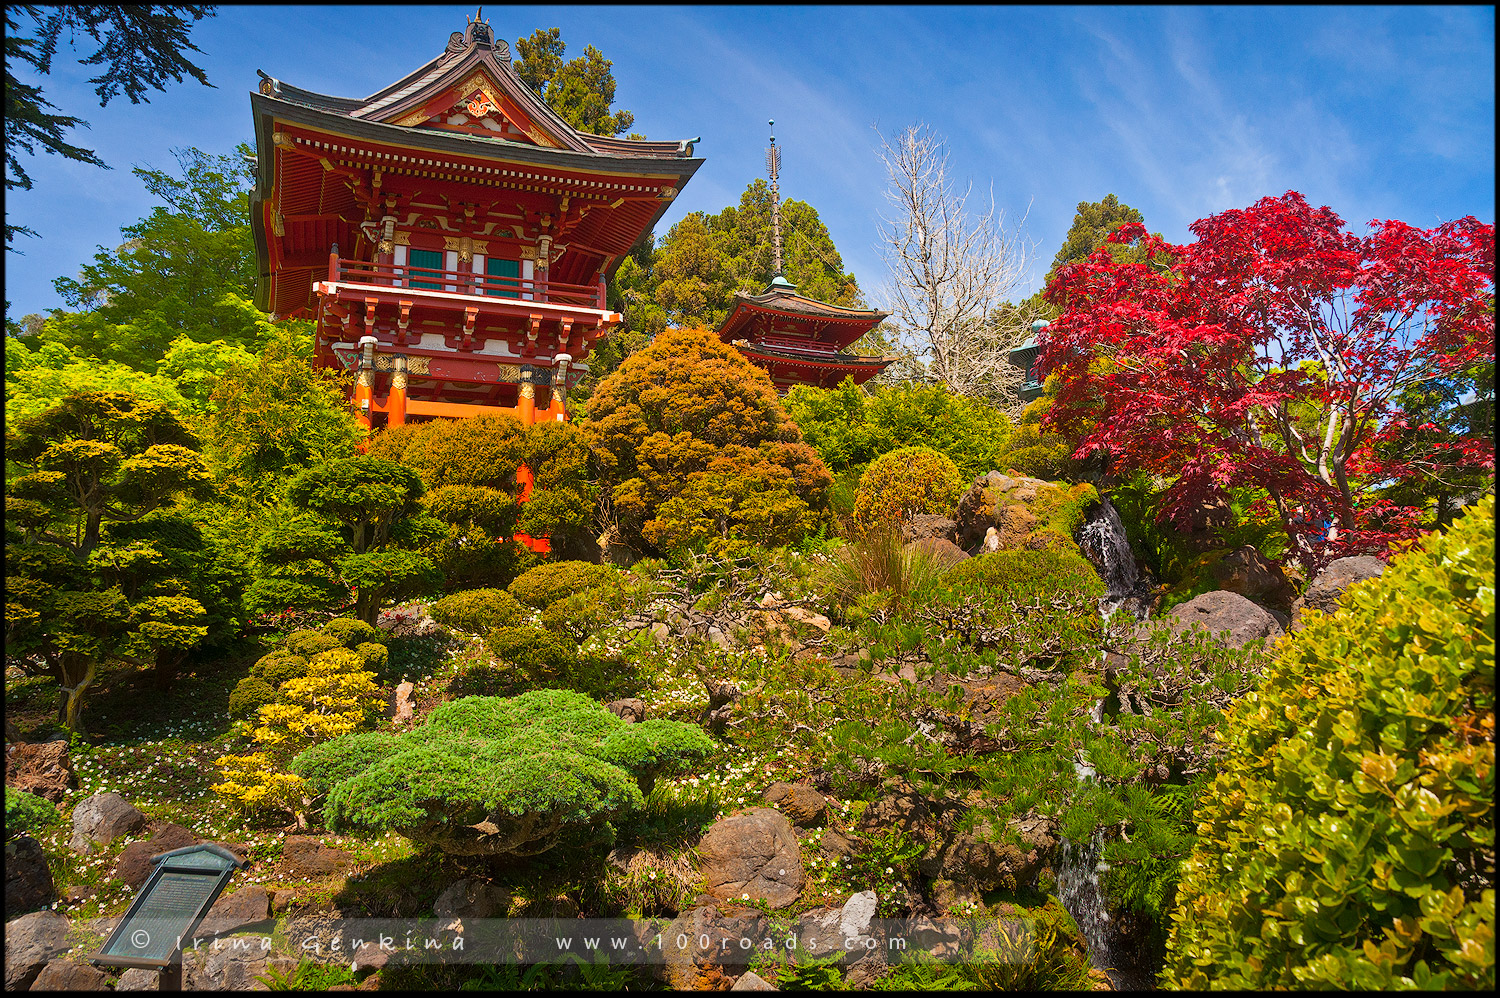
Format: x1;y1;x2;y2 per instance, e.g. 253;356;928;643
821;527;958;619
941;548;1104;603
991;414;1075;481
5;787;61;839
650;180;863;330
585;328;832;555
287;731;399;797
283;630;339;658
853;446;965;527
786;379;1015;483
514;28;634;137
486;625;577;680
254;957;356;991
509;561;619;611
5;390;224;730
308;690;714;858
3;336;191;422
430;588;528;633
321;617;382;649
250;653;308;687
203;332;361;502
228;676;279;720
1166;496;1495;990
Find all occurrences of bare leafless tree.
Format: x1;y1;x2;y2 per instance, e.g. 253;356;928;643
875;124;1043;414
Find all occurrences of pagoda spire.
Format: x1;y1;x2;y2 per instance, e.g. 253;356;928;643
767;120;784;280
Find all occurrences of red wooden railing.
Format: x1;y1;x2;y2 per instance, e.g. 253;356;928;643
326;251;605;310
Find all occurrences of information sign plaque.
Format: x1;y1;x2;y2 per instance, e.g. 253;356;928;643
92;844;247;981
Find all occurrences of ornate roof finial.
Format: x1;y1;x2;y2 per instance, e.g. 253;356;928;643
767;119;784;281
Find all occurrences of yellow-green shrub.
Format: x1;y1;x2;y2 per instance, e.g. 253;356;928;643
1165;495;1495;990
210;753;305;816
853;446;964;527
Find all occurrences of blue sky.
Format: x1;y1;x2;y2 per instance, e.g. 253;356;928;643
5;5;1494;321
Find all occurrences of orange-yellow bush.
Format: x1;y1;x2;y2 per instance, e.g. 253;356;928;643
853;446;965;527
585;328;831;554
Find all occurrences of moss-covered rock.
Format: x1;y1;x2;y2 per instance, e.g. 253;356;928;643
954;472;1098;554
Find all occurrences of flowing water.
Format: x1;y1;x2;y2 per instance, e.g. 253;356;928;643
1078;498;1155;619
1059;497;1159;988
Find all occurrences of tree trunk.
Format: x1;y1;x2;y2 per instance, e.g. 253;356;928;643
60;655;97;735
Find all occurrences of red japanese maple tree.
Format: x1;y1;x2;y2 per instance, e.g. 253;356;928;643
1039;191;1494;572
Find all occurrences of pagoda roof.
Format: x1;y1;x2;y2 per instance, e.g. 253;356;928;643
717;283;889;350
252;18;698;164
248;16;704;314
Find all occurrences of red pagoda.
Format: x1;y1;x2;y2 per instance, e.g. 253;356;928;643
716;126;893;391
249;14;703;429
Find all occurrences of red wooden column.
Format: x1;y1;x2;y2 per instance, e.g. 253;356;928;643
353;335;376;429
388;355;408;427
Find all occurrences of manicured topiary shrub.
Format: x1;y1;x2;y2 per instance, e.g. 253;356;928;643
508;561;619;610
853;446;965;527
354;641;388;675
1165;495;1495;990
229;677;280;720
430;588;527;633
288;731;400;797
941;548;1106;603
5;787;60;839
585;327;832;555
250;652;309;687
486;625;576;679
303;690;716;857
323;617;383;649
284;630;340;658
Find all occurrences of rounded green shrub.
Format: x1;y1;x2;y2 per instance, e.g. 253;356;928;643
853;446;965;527
354;641;389;675
311;690;716;858
941;548;1106;603
508;561;619;611
486;626;576;679
250;652;310;687
284;630;340;658
1165;496;1495;990
229;677;280;719
322;617;383;649
289;732;400;797
5;787;60;839
430;588;527;633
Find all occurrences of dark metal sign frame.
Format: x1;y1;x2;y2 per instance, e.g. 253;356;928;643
90;844;248;975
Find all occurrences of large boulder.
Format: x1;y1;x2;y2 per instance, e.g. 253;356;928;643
697;808;803;909
1210;545;1296;615
69;792;147;854
432;879;510;919
281;836;351;878
5;910;71;990
901;514;959;545
113;822;200;889
1164;591;1284;648
953;473;1098;554
5;739;77;802
32;959;109;991
5;834;56;915
661;904;770;990
762;782;828;828
193;886;272;939
1291;555;1385;632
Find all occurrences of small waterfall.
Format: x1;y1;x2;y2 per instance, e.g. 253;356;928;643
1058;832;1121;988
1078;498;1153;619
